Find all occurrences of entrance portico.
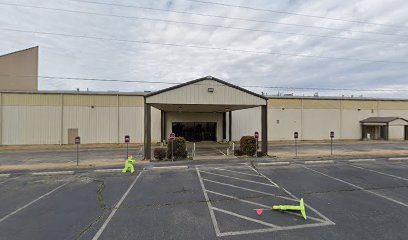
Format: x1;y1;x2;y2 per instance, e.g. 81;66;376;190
144;76;268;160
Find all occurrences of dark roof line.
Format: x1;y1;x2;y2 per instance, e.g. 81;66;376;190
360;117;408;123
0;46;38;58
145;76;268;100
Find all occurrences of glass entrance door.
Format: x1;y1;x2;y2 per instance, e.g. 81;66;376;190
172;122;217;142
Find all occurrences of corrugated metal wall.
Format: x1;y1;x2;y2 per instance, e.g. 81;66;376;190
0;92;149;145
1;92;408;145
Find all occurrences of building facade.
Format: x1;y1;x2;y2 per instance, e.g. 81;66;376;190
1;48;408;158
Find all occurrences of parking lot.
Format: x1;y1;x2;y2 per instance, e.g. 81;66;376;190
0;160;407;239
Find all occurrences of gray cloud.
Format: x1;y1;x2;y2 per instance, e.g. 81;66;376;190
1;0;408;97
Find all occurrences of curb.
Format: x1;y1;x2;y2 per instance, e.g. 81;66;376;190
94;169;123;173
31;171;75;176
151;165;189;170
388;157;408;161
348;159;376;163
304;160;335;165
0;173;11;178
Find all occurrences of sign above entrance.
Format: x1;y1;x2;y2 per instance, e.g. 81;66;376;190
170;133;176;140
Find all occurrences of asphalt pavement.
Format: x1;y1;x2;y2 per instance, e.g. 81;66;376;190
0;160;407;239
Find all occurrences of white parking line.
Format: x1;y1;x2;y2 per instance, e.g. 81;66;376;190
349;165;408;182
196;168;221;237
211;206;279;228
214;147;226;156
303;166;408;208
219;221;334;237
202;178;295;202
0;182;69;223
200;170;277;187
304;160;335;165
92;170;144;240
212;168;263;178
206;189;326;223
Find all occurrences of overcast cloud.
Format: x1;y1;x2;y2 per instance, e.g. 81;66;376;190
0;0;408;97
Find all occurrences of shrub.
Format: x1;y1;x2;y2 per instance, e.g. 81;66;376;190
153;148;167;161
256;151;266;157
166;137;188;160
234;149;245;156
240;136;257;156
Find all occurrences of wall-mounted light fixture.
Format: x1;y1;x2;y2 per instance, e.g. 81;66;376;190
208;88;214;93
178;106;182;113
225;107;230;111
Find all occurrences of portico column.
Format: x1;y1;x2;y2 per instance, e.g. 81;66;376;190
261;105;268;155
144;103;151;160
229;111;232;141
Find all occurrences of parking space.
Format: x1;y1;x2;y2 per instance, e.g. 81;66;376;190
0;161;407;239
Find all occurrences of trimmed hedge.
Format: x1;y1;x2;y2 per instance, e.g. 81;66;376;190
166;137;188;160
240;136;257;156
153;148;167;161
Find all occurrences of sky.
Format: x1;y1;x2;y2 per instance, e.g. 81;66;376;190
1;0;408;98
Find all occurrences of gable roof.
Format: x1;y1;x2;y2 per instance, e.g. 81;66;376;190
360;117;408;124
145;76;268;100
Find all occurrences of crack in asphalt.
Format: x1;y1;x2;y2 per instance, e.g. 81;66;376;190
74;179;111;239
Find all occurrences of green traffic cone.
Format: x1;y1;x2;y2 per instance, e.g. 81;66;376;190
272;198;307;220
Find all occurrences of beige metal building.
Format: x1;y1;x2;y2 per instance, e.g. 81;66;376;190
1;48;408;159
0;47;38;91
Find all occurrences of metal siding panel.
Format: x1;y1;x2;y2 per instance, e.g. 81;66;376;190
268;108;301;140
303;99;341;109
378;101;408;110
268;99;302;109
231;107;261;141
3;93;61;106
302;109;341;140
2;106;61;145
64;95;117;107
146;79;265;105
119;107;144;143
63;106;118;144
341;100;377;110
119;96;144;107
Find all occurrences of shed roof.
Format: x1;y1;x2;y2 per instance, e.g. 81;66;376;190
360;117;408;123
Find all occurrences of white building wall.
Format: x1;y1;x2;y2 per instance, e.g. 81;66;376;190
151;107;161;143
231;107;261;141
268;108;301;140
119;107;144;143
389;126;404;140
2;106;61;144
341;109;377;139
62;106;118;144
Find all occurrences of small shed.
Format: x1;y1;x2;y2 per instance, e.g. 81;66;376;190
360;117;408;140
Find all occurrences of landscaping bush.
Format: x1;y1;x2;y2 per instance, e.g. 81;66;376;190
240;136;257;156
166;137;188;160
256;151;266;157
234;149;245;156
153;148;167;161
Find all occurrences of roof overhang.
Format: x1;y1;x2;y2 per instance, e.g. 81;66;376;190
145;76;267;112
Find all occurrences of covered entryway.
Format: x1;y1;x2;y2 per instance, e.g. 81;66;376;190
361;117;408;140
143;76;268;160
